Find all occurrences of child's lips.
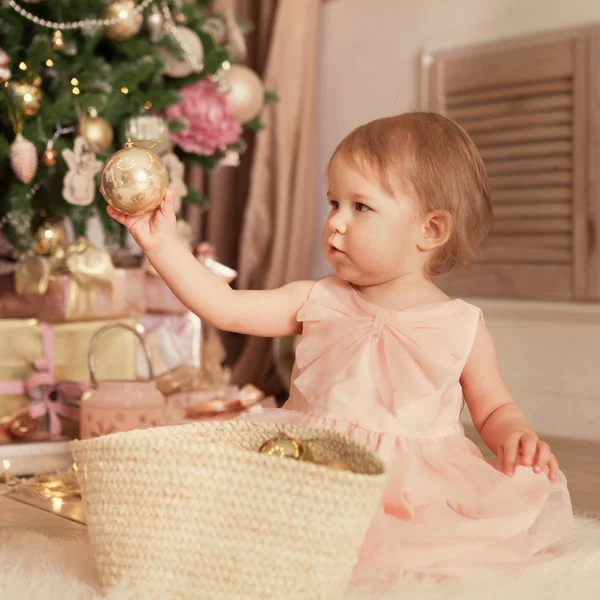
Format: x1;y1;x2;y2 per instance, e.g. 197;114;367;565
329;244;344;255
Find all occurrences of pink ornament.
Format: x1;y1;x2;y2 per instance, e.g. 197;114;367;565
0;47;9;67
166;80;242;156
10;133;38;184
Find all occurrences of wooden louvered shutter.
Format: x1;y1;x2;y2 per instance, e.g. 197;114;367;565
421;30;600;301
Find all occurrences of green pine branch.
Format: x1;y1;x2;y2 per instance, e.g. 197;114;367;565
0;0;273;252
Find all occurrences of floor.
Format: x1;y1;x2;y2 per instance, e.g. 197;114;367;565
466;429;600;518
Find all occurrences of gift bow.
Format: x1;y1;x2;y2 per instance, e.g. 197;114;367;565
14;236;114;296
25;356;84;436
0;322;86;436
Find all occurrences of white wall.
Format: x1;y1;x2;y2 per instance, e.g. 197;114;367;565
312;0;600;440
312;0;600;278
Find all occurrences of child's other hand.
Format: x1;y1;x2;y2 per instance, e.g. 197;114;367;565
499;431;559;481
107;189;177;254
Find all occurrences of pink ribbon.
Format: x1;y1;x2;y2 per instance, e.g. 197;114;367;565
0;323;86;435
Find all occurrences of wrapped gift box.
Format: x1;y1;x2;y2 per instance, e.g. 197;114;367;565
0;268;146;323
137;313;202;377
0;318;139;439
144;251;237;315
144;273;188;315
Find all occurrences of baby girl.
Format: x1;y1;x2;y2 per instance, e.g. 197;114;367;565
109;112;573;583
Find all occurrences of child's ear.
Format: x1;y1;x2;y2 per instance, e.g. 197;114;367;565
417;210;452;251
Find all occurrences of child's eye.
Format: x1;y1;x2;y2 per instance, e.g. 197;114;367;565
329;200;339;210
355;202;371;212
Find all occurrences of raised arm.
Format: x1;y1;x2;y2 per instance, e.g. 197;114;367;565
108;191;315;338
460;320;559;480
148;236;314;336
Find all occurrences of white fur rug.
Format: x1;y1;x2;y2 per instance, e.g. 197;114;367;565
1;517;599;600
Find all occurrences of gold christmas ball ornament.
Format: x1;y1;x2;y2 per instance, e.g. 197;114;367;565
42;147;58;166
122;114;170;156
223;64;265;123
99;142;169;215
7;80;43;117
78;108;114;152
258;436;313;462
33;220;67;256
103;0;144;41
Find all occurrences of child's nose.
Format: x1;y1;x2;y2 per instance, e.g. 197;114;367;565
329;212;348;234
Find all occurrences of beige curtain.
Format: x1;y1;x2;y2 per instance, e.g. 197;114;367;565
232;0;320;393
185;0;320;396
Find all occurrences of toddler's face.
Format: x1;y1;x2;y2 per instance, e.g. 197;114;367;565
322;154;424;286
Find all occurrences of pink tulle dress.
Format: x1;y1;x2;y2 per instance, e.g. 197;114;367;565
245;277;574;582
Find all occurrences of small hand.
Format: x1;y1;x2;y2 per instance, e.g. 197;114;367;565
106;189;177;254
499;431;559;481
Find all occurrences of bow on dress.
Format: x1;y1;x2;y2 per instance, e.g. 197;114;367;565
292;279;480;416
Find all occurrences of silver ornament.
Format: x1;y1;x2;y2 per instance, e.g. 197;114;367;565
123;114;170;156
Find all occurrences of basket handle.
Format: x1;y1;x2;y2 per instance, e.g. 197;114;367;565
88;323;153;389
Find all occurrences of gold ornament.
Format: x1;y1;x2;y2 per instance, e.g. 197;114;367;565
78;108;114;152
99;142;169;215
122;114;170;156
52;31;65;51
103;0;144;41
7;80;43;117
223;64;264;123
259;436;313;462
10;133;38;184
42;147;58;166
33;220;67;256
157;26;204;78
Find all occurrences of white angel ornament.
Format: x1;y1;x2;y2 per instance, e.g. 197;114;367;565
62;136;103;206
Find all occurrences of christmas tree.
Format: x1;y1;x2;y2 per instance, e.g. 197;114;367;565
0;0;268;254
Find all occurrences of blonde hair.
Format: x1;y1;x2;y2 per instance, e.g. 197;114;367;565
330;112;493;276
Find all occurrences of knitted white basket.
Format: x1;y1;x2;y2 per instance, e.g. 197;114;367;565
69;420;387;600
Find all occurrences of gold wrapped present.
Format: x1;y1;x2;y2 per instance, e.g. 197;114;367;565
0;267;146;323
0;238;146;322
0;318;139;438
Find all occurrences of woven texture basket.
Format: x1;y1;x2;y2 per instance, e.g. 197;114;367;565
69;420;388;600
